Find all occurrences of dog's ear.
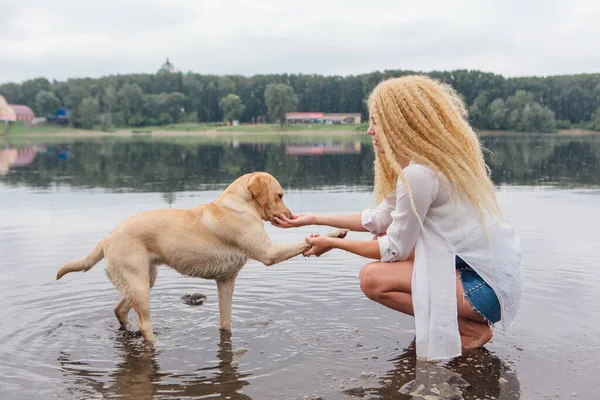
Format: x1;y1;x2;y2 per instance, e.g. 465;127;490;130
247;174;270;207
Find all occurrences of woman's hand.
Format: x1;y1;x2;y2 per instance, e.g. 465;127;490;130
303;233;333;257
272;212;316;228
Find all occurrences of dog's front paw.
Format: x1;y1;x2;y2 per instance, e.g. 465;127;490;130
326;229;349;239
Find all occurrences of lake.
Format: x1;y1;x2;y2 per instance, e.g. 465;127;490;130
1;134;599;399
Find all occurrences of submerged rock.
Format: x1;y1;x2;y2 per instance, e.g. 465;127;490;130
246;315;273;326
342;385;366;396
439;382;465;400
398;380;420;395
445;374;470;388
181;293;207;306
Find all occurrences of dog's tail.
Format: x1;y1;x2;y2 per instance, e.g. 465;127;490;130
56;239;106;280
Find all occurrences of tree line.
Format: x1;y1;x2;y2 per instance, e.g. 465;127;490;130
2;67;600;132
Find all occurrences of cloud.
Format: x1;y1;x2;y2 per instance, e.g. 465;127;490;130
1;0;599;83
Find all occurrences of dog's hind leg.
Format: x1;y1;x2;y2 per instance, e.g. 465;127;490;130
114;298;132;330
106;260;133;329
131;284;154;344
106;253;156;343
216;273;238;332
111;264;158;330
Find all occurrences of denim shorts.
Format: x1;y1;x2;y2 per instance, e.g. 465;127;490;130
455;256;501;324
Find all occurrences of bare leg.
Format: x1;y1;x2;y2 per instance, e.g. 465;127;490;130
359;260;493;350
217;273;238;332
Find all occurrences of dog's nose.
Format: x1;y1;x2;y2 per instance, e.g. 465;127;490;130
284;209;293;219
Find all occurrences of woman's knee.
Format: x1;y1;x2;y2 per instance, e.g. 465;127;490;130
359;262;383;301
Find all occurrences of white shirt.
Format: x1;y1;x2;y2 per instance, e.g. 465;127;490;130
361;163;522;361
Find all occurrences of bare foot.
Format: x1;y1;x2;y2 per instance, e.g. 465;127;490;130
458;317;493;350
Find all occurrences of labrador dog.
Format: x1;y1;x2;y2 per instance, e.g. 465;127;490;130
56;172;347;343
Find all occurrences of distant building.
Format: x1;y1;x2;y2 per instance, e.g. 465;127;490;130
285;112;362;125
0;95;16;122
0;95;35;123
11;105;35;122
158;58;180;74
46;108;70;125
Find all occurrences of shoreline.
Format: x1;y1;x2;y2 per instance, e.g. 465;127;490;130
8;128;600;139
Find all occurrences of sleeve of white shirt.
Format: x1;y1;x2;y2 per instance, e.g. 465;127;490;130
361;194;395;236
378;164;439;262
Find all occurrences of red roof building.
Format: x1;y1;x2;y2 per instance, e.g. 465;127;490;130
285;112;361;124
0;96;35;122
10;105;35;122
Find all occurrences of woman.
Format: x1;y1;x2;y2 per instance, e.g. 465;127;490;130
273;75;522;361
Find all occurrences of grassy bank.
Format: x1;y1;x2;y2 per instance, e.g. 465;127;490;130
4;123;78;135
129;122;369;133
4;122;599;148
4;122;368;135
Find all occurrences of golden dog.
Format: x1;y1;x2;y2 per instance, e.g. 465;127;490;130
56;172;347;343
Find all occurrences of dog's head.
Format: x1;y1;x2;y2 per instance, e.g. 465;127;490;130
247;172;292;222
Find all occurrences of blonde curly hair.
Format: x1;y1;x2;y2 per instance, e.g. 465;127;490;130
367;75;501;225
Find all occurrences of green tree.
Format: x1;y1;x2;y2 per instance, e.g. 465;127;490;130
591;106;600;131
143;92;185;125
102;85;118;114
182;75;205;122
158;112;174;125
3;68;600;131
489;98;507;130
65;84;88;110
505;90;556;132
468;92;489;129
117;83;145;125
34;90;60;116
217;77;236;99
161;92;185;123
264;83;298;127
21;78;51;105
220;94;246;123
77;97;100;129
0;83;24;104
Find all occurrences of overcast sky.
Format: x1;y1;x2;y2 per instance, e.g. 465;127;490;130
1;0;599;83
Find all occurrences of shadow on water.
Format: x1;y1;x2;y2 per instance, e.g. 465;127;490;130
368;342;521;400
2;134;600;195
56;332;520;400
58;330;251;400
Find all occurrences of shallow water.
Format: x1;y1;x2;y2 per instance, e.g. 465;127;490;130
1;136;599;399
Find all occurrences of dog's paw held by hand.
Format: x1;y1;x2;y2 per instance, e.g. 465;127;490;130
326;229;349;239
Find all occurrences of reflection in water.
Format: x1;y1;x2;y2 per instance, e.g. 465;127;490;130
361;341;520;400
0;137;43;176
285;141;362;155
2;135;599;197
58;331;251;400
0;134;596;399
56;333;519;400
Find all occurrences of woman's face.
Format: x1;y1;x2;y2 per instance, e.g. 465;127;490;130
367;116;385;153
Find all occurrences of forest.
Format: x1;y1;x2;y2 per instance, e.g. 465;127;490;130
2;63;600;133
